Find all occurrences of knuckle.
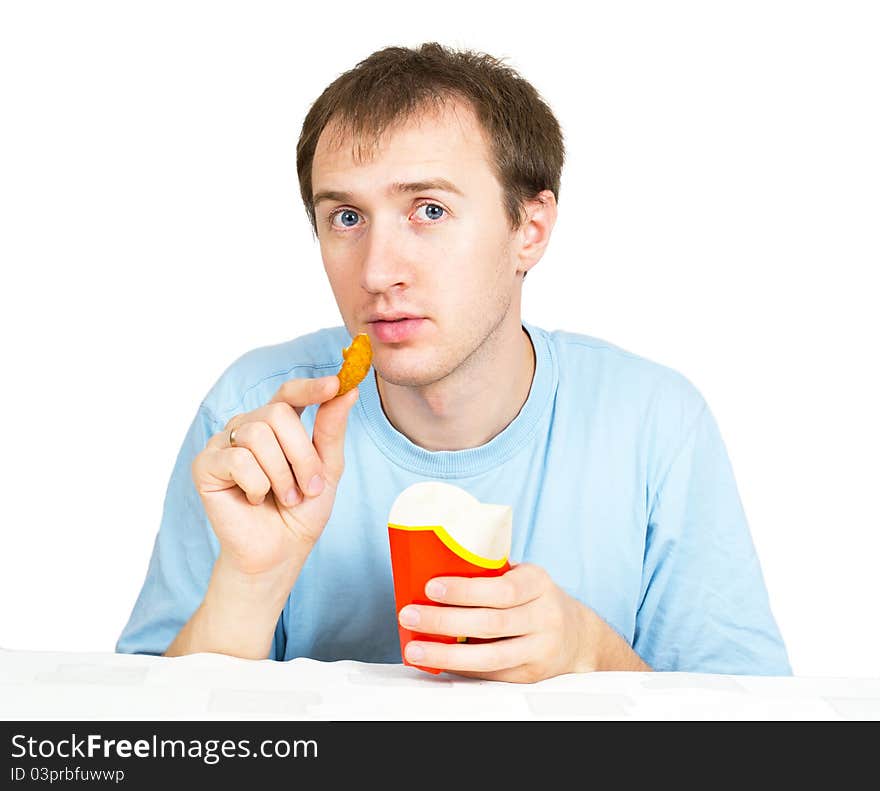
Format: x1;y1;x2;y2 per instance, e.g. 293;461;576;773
486;609;508;637
523;563;550;591
463;578;481;602
228;446;251;470
500;580;518;608
267;401;291;423
311;421;335;446
430;608;449;635
252;421;274;442
535;566;552;589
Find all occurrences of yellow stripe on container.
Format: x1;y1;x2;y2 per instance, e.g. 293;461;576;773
387;523;509;570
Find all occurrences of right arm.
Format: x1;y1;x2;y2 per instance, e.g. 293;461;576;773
163;553;302;660
164;375;359;660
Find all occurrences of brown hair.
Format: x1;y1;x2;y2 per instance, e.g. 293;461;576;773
296;42;565;237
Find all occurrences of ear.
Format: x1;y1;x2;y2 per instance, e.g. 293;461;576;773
514;189;558;277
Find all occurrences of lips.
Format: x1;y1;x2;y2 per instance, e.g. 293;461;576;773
368;317;426;343
366;311;422;322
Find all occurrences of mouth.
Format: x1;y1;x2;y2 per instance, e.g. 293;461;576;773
367;316;426;343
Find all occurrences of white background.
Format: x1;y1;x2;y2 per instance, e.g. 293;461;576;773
1;1;877;679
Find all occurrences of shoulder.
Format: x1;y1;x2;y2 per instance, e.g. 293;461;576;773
199;325;351;424
538;324;707;420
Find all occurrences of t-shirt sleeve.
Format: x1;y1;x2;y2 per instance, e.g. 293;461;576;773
633;382;791;675
114;402;287;661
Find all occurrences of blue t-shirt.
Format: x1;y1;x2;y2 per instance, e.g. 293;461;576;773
116;321;791;675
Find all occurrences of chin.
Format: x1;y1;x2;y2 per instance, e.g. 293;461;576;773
373;353;453;389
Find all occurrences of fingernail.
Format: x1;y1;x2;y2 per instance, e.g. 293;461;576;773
285;488;301;507
399;606;420;627
308;475;324;496
406;643;425;662
425;580;446;600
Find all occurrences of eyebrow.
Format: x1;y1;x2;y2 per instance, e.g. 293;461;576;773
312;178;464;208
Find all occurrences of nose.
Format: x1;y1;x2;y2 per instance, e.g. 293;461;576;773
359;216;410;294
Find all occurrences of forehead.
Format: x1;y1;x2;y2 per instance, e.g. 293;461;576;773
311;99;496;191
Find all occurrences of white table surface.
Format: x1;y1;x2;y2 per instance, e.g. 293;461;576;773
2;647;879;720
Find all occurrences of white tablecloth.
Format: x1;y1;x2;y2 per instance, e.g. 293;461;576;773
2;648;878;720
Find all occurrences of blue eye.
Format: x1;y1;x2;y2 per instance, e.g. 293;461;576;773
416;203;445;221
337;210;359;227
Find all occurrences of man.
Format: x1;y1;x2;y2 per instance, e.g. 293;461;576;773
117;42;791;681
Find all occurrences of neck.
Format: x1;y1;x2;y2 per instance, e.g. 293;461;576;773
375;316;536;452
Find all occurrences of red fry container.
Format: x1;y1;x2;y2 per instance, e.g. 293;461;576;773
387;482;512;675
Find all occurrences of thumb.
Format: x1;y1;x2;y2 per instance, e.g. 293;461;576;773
312;386;359;483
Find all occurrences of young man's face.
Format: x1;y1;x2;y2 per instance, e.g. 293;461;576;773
311;99;526;389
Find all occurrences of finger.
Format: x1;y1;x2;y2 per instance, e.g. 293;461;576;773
260;401;326;499
205;376;340;453
216;419;308;508
425;563;548;608
404;635;536;673
193;446;271;506
311;386;359;483
207;403;331;501
398;600;541;640
269;375;341;415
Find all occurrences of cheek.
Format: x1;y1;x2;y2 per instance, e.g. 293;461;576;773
437;222;495;275
320;240;355;279
319;233;343;261
431;234;510;310
322;261;357;311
